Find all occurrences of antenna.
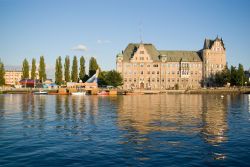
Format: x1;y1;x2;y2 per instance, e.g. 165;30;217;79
139;21;143;43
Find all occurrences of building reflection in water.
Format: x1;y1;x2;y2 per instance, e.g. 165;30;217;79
201;95;228;145
117;94;228;146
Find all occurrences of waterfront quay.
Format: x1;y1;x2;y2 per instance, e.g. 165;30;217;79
1;87;250;95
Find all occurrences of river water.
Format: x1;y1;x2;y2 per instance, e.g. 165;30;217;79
0;94;249;166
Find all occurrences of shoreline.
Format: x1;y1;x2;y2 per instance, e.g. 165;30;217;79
1;87;250;95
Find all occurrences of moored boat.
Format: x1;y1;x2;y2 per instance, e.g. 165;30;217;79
34;90;48;95
97;90;109;95
71;91;86;95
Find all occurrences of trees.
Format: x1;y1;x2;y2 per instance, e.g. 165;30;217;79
238;64;246;86
230;66;238;86
39;56;46;82
0;59;5;86
71;56;78;82
89;57;99;77
224;64;248;86
98;71;108;86
79;56;86;82
64;56;70;82
31;58;36;79
104;70;123;87
214;65;231;86
22;58;29;79
55;56;63;85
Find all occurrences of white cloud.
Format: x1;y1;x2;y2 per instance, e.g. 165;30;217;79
97;40;111;44
71;44;87;51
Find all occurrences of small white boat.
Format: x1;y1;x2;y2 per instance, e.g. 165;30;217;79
71;92;86;95
34;91;48;95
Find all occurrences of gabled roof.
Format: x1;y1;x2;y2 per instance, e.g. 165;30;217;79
203;37;225;50
159;50;202;62
122;43;160;62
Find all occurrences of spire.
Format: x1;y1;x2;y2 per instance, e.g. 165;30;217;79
216;35;219;40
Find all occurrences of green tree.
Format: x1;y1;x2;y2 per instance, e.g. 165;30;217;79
55;56;63;85
104;70;123;87
214;65;231;87
223;64;231;84
98;71;108;86
79;56;86;81
89;57;99;77
238;64;246;86
39;56;46;82
230;66;238;86
71;56;78;82
0;59;5;86
31;58;36;79
64;56;70;82
22;58;29;79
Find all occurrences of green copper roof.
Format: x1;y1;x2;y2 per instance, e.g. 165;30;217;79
121;43;202;62
159;50;202;62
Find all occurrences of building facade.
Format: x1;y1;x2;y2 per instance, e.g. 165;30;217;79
116;37;226;90
4;70;22;85
4;70;39;86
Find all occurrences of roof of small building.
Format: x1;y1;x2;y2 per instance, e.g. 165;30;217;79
122;43;202;62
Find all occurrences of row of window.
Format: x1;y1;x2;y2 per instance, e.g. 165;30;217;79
124;70;201;75
124;63;202;68
124;78;200;83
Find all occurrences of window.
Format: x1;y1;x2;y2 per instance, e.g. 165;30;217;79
140;63;144;67
140;51;144;54
157;71;159;74
141;71;143;75
153;64;158;67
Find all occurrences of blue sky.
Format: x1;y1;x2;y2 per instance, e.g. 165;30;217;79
0;0;250;77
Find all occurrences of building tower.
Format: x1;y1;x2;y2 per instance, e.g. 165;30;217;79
202;36;226;86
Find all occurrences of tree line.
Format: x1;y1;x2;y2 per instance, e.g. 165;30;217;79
21;56;47;81
55;55;123;87
0;56;123;87
213;64;249;87
55;56;99;85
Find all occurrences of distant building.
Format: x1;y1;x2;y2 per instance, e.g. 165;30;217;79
116;37;226;90
4;70;39;86
4;70;22;85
